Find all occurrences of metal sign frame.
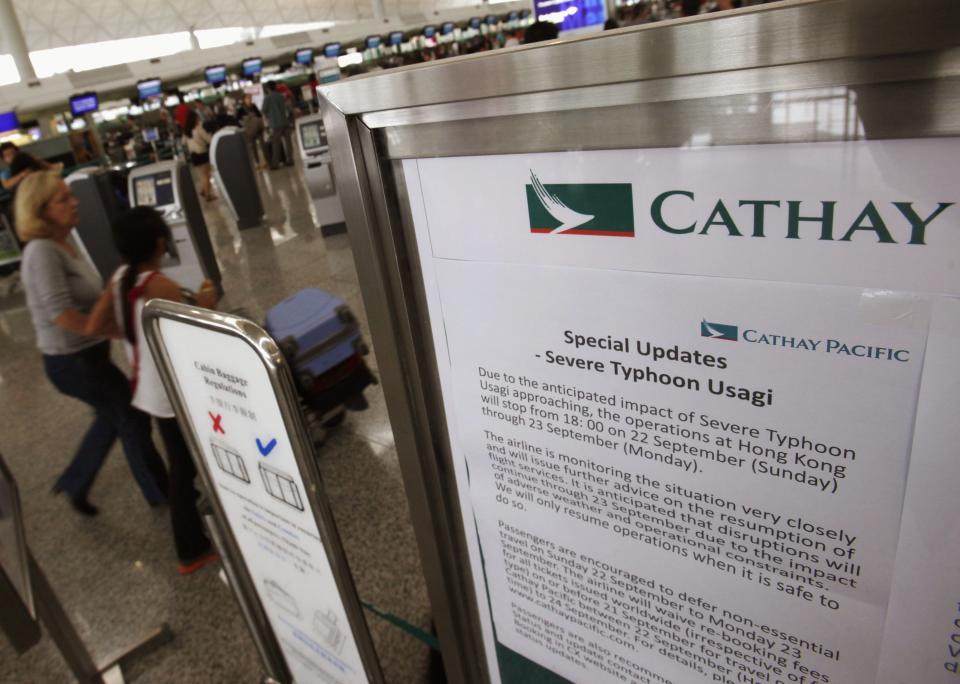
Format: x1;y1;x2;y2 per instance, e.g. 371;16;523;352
0;452;39;654
142;299;384;684
0;453;33;619
319;1;960;682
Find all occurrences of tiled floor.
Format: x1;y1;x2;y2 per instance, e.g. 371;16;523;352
0;164;437;682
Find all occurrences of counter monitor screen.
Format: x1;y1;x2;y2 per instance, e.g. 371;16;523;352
137;78;162;100
365;35;382;50
389;31;404;46
423;25;436;38
300;121;327;151
134;171;175;208
242;58;262;77
295;48;313;65
143;127;160;143
205;65;227;84
323;43;341;58
69;93;99;117
441;22;455;35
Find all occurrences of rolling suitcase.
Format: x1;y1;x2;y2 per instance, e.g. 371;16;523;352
264;288;368;391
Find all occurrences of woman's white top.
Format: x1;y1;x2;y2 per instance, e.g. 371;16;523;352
112;267;175;418
186;126;211;155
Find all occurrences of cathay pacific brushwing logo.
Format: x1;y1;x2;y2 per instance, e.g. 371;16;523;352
701;320;738;341
526;171;635;236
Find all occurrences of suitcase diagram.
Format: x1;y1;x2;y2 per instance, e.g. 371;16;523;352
210;440;250;484
259;462;305;511
313;608;346;655
263;579;299;617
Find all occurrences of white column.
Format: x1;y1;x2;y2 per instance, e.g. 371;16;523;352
371;0;386;23
0;0;37;84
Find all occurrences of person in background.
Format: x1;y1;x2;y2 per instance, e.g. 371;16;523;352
183;110;214;200
261;81;293;170
240;98;267;171
1;142;61;192
85;207;219;574
15;171;169;515
522;21;560;44
222;93;238;119
174;99;191;135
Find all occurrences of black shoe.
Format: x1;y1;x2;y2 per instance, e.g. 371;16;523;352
70;498;99;517
52;484;99;516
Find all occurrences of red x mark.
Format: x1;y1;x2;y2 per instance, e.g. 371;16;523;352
209;412;225;434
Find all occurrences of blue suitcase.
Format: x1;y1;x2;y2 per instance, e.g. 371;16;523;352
264;288;367;390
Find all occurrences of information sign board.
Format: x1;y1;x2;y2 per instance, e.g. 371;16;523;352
402;138;959;683
144;303;381;684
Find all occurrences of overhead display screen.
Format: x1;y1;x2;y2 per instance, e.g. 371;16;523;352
205;65;227;84
441;22;455;35
295;48;313;65
323;42;341;58
533;0;606;32
389;31;404;46
137;78;162;100
365;35;381;50
422;25;436;38
69;93;99;117
242;58;263;77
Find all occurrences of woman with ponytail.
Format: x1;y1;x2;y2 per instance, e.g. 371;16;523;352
86;206;219;574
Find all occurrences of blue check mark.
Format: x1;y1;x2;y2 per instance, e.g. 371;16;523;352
256;438;277;456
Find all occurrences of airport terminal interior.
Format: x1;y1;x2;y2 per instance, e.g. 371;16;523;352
0;0;957;683
0;167;440;682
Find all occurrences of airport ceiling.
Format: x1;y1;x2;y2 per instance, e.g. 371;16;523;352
10;0;454;51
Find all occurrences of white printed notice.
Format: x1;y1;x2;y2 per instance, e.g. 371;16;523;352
156;318;369;684
403;139;960;684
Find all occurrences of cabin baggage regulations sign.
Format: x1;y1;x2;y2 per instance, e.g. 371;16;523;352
403;139;960;684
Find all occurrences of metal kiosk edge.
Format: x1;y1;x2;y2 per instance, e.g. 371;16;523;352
210;126;265;231
318;1;960;683
141;299;383;684
65;167;123;282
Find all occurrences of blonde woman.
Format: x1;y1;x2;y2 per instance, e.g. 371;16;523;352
16;171;168;515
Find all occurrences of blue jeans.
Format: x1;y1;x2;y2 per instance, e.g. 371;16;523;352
43;342;168;504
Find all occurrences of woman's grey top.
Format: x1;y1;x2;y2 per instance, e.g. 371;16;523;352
21;238;103;355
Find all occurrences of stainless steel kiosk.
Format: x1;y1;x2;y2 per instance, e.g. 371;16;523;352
66;167;124;281
128;161;222;291
296;113;346;237
210;126;265;230
320;2;960;683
